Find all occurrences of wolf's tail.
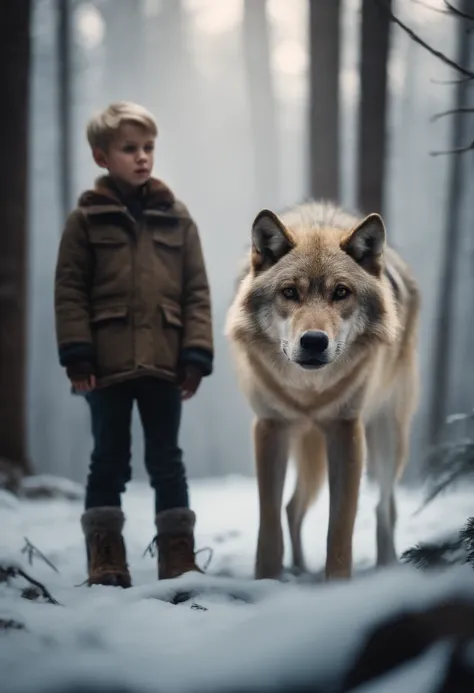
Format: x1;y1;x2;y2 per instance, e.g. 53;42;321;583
286;426;327;532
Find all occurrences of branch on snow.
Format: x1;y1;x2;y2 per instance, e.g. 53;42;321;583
0;564;61;605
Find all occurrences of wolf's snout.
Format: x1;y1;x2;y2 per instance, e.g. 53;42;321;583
299;330;329;355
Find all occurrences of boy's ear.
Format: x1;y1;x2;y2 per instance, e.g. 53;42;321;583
92;148;108;169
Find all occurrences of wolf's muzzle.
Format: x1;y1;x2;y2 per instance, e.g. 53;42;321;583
296;330;331;369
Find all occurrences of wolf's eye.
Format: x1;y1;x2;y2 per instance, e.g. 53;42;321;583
281;286;298;300
333;284;350;300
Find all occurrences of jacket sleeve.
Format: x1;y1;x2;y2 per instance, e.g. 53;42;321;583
180;219;214;376
54;209;95;367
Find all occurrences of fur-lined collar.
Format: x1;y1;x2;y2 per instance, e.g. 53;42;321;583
78;175;175;211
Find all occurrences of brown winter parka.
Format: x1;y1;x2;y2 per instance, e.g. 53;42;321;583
54;176;213;387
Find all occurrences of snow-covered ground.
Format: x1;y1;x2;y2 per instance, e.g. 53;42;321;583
1;471;474;693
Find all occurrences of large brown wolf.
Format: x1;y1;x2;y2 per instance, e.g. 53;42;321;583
225;201;420;580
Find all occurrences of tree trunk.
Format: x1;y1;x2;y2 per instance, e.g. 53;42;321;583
0;0;32;476
356;0;391;215
243;0;279;207
308;0;341;201
58;0;73;218
102;0;146;103
428;1;472;444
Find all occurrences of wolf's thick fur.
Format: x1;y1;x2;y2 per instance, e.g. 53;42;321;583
225;201;420;580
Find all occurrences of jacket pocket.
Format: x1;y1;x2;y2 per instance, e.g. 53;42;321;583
89;230;132;295
90;305;133;375
91;305;129;324
90;227;129;246
151;229;183;249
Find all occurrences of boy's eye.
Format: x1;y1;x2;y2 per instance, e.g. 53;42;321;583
123;145;136;153
145;145;154;152
281;286;299;301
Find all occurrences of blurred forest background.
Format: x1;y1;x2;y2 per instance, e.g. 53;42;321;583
1;0;474;488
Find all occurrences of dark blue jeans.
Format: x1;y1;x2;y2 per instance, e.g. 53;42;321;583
85;377;189;514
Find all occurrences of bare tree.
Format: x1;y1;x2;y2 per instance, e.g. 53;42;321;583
101;0;146;103
429;0;473;442
357;0;391;215
0;0;33;480
309;0;341;201
376;0;474;153
58;0;73;217
242;0;280;206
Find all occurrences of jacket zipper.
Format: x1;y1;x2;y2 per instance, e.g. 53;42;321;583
130;214;139;370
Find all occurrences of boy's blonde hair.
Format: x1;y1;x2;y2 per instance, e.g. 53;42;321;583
86;101;158;151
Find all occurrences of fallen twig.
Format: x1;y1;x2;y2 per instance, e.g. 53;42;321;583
0;565;61;605
21;537;59;573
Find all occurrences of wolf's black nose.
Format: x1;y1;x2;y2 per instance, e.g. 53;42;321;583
300;331;329;354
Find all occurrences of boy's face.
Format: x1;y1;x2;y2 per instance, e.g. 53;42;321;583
94;122;155;187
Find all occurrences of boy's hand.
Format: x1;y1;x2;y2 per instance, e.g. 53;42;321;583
179;365;202;401
66;362;96;393
71;374;96;393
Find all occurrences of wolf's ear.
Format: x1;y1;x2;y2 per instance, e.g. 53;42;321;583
251;209;293;271
341;213;386;275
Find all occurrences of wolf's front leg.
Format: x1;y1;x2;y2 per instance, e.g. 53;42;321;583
253;417;289;579
325;418;364;580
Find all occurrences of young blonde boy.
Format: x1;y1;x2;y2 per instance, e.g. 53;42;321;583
54;102;213;587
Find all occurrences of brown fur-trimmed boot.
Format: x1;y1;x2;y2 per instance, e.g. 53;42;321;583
155;508;203;580
81;507;132;588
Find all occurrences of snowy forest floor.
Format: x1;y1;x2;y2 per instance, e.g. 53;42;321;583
1;471;474;693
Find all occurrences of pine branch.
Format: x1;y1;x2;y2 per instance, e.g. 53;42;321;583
401;536;465;569
416;433;474;510
375;0;474;78
460;517;474;566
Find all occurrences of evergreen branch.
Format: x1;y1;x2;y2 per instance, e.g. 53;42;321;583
401;536;465;568
460;517;474;566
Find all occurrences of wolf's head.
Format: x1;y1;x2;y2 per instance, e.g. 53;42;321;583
244;207;399;371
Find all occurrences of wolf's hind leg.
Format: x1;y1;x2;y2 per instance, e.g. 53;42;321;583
286;426;326;573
